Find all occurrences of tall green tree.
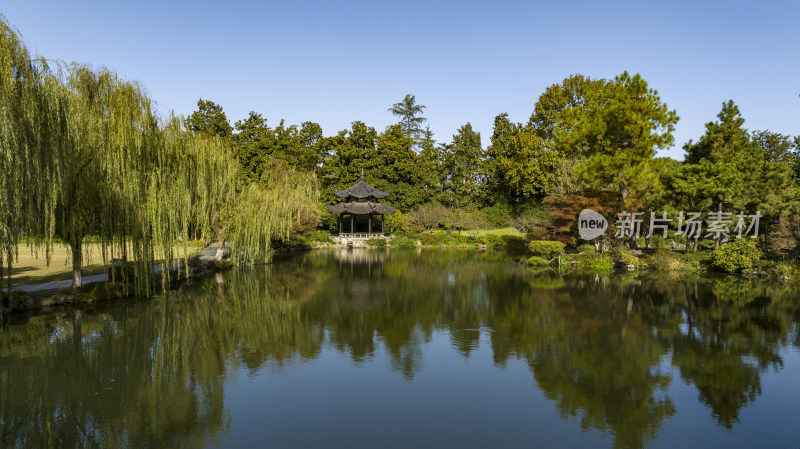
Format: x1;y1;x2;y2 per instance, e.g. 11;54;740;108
388;94;427;145
417;126;446;203
187;98;233;139
748;129;799;220
672;102;790;249
0;17;61;291
559;72;679;248
443;123;486;212
233;113;326;181
528;74;608;145
487;113;561;204
233;111;273;182
373;124;425;210
319;121;379;206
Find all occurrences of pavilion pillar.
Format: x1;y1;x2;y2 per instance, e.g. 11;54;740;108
381;215;385;234
351;215;354;234
368;215;373;234
339;214;342;234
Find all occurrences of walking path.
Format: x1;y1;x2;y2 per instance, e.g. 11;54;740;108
5;273;109;294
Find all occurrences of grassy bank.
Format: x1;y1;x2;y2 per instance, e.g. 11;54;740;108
4;240;206;288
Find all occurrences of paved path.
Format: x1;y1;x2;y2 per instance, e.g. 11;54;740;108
199;242;229;260
5;273;109;294
4;242;228;294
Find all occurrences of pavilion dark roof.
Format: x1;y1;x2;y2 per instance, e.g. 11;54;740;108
326;201;396;215
335;175;389;200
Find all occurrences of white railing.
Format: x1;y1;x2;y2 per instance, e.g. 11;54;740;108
336;233;387;239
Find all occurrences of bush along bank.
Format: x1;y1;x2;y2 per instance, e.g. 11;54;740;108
523;238;800;282
305;230;528;252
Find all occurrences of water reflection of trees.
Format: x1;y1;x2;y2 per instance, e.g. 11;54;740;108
0;258;327;449
2;249;799;448
667;276;797;428
295;251;800;448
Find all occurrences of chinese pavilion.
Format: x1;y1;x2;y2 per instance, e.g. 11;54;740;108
327;172;396;236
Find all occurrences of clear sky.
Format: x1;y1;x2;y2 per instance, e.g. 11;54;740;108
3;0;798;159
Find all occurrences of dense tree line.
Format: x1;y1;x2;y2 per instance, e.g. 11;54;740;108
189;73;799;252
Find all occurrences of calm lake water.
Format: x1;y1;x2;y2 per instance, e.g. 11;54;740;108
2;248;799;448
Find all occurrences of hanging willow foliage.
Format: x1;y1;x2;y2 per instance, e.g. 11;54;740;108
167;120;320;265
1;15;320;295
0;16;61;290
228;159;319;263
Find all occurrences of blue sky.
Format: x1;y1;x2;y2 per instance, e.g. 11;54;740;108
3;0;798;159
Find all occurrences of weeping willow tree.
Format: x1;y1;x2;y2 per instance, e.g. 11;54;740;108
227;159;319;262
0;16;61;294
54;65;168;290
1;15;320;295
177;125;319;263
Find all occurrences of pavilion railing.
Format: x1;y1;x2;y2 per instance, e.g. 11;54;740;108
335;232;388;239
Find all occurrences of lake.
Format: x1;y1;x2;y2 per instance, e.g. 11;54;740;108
1;248;799;448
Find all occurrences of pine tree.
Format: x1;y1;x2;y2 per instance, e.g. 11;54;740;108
388;94;427;146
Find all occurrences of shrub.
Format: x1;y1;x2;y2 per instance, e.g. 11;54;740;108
461;210;490;234
612;247;638;268
647;234;667;249
685;251;713;272
527;256;550;266
647;248;687;272
475;236;489;245
319;214;340;234
575;243;596;254
391;236;417;248
308;230;331;243
767;261;796;281
528;240;566;258
385;211;410;233
711;239;763;273
572;253;613;271
482;201;513;228
502;235;528;252
366;238;387;248
2;291;30;312
418;232;438;246
484;234;503;247
407;202;449;232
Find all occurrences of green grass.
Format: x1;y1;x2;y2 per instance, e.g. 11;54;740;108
5;240;204;287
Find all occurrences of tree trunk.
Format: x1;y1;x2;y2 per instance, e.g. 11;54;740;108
210;212;225;261
5;258;11;293
71;239;83;288
619;184;637;250
2;258;9;309
215;241;226;261
714;201;723;249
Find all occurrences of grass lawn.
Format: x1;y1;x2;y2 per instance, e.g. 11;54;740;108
5;240;204;288
432;227;521;237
